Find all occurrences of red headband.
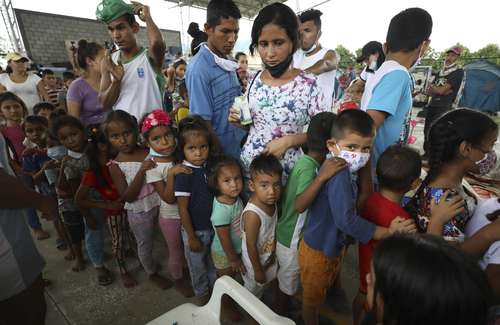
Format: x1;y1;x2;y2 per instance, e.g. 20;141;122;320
141;109;172;134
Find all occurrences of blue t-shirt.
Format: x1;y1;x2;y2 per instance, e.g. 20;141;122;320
303;169;375;258
367;69;412;167
174;161;214;231
185;45;246;159
22;152;51;173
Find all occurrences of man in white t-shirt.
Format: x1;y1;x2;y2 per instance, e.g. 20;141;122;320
293;9;338;110
97;0;165;121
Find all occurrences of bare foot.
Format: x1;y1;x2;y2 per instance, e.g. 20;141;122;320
71;260;85;272
149;273;172;290
64;252;75;261
174;279;194;298
34;229;50;240
121;272;138;288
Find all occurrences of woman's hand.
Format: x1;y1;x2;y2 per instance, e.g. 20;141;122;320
228;106;241;124
263;136;291;159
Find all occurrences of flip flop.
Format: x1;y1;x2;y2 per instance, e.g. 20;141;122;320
56;238;68;251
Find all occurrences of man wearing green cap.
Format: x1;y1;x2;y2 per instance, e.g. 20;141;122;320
97;0;165;121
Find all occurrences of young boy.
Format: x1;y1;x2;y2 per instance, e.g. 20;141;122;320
358;8;433;206
241;153;282;298
275;112;346;313
22;115;66;245
33;102;56;121
299;110;416;325
353;145;421;324
41;70;63;108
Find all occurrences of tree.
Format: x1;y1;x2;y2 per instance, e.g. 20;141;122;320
473;44;500;65
335;45;356;69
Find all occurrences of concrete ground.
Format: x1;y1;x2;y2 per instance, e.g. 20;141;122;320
35;108;500;325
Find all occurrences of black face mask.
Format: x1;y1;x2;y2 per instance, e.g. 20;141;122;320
264;53;293;78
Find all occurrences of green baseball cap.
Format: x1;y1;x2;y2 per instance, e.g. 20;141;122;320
96;0;134;24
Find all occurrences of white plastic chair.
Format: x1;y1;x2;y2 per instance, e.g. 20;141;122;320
146;276;295;325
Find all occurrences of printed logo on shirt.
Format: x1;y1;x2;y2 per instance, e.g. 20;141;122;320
137;67;145;78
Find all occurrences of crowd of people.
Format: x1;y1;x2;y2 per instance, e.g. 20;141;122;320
0;0;499;325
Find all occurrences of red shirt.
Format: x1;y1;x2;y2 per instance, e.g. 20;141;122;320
358;192;410;293
81;165;121;216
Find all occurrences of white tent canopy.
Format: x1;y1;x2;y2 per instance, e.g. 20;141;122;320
165;0;287;19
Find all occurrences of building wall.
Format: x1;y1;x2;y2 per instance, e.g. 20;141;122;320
15;9;181;66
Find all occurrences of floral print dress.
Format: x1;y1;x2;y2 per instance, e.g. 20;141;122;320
240;71;327;183
415;185;477;242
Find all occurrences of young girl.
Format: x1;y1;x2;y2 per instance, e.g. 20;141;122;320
407;108;500;254
75;125;136;288
142;109;193;296
0;92;27;165
207;155;245;320
363;234;491;325
106;110;171;289
0;92;52;240
165;59;187;114
174;116;221;303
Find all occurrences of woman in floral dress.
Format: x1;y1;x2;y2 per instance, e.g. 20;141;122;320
229;3;328;182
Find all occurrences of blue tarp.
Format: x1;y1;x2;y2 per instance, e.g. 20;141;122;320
459;60;500;113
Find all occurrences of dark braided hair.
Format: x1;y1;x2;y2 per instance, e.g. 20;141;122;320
405;109;497;231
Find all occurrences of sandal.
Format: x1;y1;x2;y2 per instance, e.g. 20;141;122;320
97;268;113;286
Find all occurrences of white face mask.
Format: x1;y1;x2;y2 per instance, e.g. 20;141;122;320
204;44;239;71
67;150;84;159
334;144;370;173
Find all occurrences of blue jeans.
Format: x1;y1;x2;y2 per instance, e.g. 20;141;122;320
84;208;106;268
181;228;217;297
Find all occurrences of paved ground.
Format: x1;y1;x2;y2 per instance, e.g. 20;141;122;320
34;108;500;325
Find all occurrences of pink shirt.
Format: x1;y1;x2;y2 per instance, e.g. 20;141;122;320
1;125;25;163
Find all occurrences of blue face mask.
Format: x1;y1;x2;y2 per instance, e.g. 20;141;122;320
47;145;67;160
149;144;176;158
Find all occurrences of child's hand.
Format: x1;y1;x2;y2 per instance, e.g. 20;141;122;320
254;269;266;284
388;217;417;235
140;159;156;172
106;200;124;211
42;159;60;170
230;257;246;274
318;157;347;182
168;164;192;177
430;190;464;226
188;236;203;252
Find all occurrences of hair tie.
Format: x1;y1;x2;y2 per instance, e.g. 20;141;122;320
141;109;172;134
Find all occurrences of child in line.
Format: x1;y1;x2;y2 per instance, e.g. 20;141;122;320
353;144;464;325
174;116;220;303
22;115;68;249
143;109;194;297
407;109;500;252
53;115;112;285
75;125;136;288
275;112;346;314
299;110;416;325
363;234;491;325
51;115;87;271
106;110;171;289
33;102;56;121
41;69;63;108
241;153;281;298
0;92;27;169
0;92;53;240
208;155;245;320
